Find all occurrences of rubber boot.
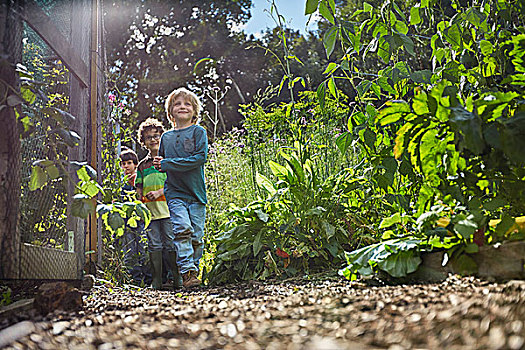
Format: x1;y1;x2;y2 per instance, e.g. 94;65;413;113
149;251;163;290
168;251;183;289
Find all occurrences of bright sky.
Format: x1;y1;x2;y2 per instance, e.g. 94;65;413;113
243;0;318;36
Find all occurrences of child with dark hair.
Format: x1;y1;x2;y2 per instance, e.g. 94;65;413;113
119;147;150;285
136;118;182;290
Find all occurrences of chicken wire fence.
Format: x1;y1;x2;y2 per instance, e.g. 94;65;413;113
1;0;104;281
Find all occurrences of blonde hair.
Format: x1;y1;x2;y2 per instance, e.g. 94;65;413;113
165;87;202;126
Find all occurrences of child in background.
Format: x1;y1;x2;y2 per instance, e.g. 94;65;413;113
136;118;182;290
118;148;150;286
153;87;208;288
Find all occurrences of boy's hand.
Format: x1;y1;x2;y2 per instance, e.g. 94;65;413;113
145;190;162;201
153;156;163;171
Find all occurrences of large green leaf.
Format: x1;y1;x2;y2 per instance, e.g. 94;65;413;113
362;128;376;150
449;107;485;155
377;100;410;125
305;0;319;15
319;1;335;25
108;211;125;232
71;194;95;219
410;7;421;25
399;34;415;56
379;212;401;228
465;7;486;27
378;250;421;277
256;173;277;196
342;238;423;279
336;132;353;154
269;160;291;181
500;116;525;166
316;80;327;110
410;70;432;84
136;203;151;228
29;166;48;191
253;230;263;256
454;216;478;239
377;35;393;63
323;26;338;58
356;79;372;97
45;165;60;180
321;220;336;239
412;91;430;115
443;24;462;50
494;214;516;239
479;40;493;56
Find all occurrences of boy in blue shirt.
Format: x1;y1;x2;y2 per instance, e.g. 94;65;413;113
153;87;207;288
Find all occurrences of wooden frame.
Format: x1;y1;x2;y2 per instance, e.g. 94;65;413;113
21;0;89;88
3;0;104;280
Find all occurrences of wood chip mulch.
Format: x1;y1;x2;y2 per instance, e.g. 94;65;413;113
1;274;524;349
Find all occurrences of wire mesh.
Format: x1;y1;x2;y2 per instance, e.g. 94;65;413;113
0;0;95;281
17;14;76;279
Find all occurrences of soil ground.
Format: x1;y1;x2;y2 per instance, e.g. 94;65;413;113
1;274;524;349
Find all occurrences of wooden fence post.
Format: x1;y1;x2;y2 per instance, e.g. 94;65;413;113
0;1;23;279
68;0;91;278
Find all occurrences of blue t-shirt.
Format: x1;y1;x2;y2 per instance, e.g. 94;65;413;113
158;124;208;204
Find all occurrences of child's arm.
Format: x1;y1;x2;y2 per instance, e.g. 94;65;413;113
158;128;207;172
135;169;144;201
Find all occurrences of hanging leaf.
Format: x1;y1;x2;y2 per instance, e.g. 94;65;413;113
336;132;353;154
317;80;327;110
319;1;335;25
362;128;376;150
323;26;338;58
377;35;392;63
327;76;338;99
45;165;60;180
465;7;486;27
449;107;485;155
323;62;338;75
108;211;125;232
71;194;95;219
29;166;48;191
454;217;478;239
500;116;525;166
443;24;462;51
410;7;421;25
410;70;432;84
305;0;319;15
356;80;372;97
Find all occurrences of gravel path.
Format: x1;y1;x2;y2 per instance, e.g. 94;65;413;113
1;275;524;349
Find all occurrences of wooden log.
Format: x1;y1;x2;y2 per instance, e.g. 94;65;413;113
472;241;525;280
418;241;525;282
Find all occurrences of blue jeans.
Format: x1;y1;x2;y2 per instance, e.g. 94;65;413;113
167;198;206;275
145;218;176;252
120;224;151;284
